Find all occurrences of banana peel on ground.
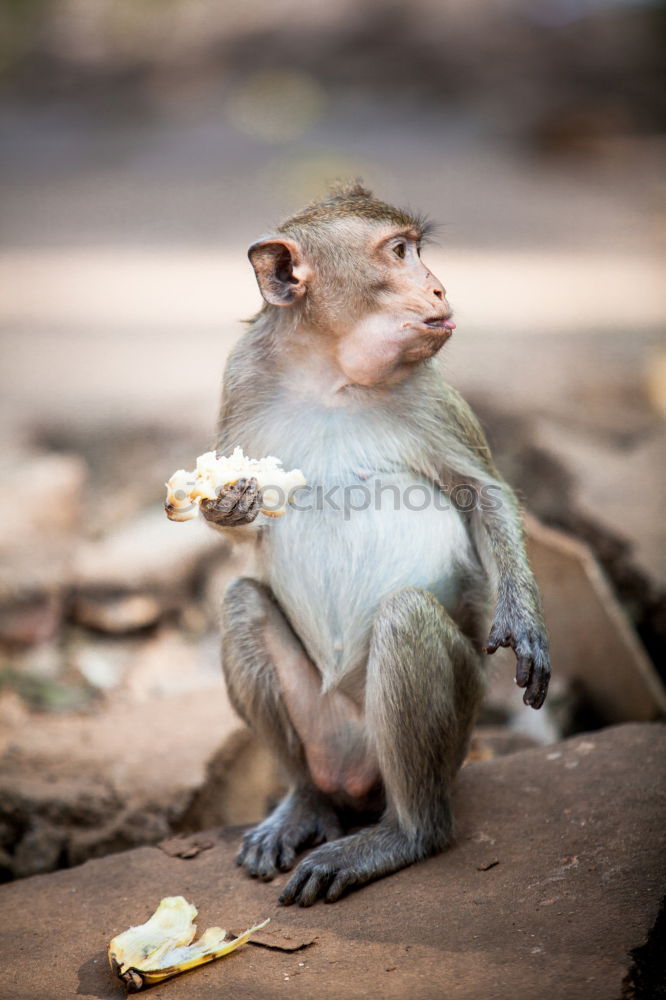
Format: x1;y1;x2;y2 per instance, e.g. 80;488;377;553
108;895;269;992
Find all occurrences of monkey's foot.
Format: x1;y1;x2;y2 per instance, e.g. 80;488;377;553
279;823;423;907
237;786;342;882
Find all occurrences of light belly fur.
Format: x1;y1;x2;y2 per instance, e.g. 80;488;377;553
259;469;474;691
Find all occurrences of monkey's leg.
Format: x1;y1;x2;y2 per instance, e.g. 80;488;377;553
280;587;484;907
222;577;343;881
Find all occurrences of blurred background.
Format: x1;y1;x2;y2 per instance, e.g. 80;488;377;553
0;0;664;880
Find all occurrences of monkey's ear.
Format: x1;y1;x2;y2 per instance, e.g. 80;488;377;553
248;238;311;306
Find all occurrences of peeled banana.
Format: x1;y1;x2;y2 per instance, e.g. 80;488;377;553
108;895;269;992
165;447;306;521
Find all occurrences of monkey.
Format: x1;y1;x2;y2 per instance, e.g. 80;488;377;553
198;182;551;907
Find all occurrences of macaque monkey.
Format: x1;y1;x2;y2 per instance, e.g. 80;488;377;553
201;183;551;906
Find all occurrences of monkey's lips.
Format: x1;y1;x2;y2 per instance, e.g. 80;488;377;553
423;316;456;332
401;318;456;363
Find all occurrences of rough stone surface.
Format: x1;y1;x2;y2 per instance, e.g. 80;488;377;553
0;452;86;642
0;724;663;1000
525;517;666;723
0;683;278;880
0;614;288;878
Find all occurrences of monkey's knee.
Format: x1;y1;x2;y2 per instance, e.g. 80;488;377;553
371;586;472;666
375;586;444;636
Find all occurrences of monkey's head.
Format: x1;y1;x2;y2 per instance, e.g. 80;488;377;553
248;183;455;387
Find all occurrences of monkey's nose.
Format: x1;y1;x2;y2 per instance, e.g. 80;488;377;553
433;289;443;300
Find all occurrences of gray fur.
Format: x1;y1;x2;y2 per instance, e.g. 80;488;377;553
204;190;551;905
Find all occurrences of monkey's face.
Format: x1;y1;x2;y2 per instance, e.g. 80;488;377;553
331;223;455;386
249;220;454;387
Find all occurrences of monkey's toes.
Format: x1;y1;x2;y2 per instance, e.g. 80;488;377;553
279;840;363;907
236;832;283;881
280;859;364;907
280;862;336;907
237;825;310;881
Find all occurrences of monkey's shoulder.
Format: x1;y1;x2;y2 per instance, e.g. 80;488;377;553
423;375;497;477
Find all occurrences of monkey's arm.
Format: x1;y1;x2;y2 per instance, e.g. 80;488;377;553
204;340;271;543
438;386;551;709
479;485;551;709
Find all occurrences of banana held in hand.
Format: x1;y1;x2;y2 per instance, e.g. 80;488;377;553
165;447;306;521
108;895;269;993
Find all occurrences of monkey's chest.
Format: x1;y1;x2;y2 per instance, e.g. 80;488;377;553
260;469;473;684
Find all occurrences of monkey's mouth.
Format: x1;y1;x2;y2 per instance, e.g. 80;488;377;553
423;316;456;331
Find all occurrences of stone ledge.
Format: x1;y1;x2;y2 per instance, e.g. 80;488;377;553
0;722;663;1000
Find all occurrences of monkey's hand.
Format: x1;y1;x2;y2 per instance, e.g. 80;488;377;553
199;477;262;526
485;613;551;710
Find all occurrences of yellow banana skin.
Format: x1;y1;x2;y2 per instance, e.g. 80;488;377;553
108;896;269;993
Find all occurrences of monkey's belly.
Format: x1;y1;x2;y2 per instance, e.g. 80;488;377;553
261;472;474;689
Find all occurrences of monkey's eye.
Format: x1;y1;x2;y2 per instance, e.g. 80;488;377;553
393;242;406;260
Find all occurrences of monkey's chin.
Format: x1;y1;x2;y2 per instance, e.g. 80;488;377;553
402;335;451;363
418;324;453;341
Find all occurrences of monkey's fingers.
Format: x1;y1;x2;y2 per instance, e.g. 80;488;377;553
219;476;256;509
200;477;259;525
200;480;246;521
514;638;534;688
225;485;262;525
523;651;551;710
484;623;512;655
515;658;531;689
514;629;551;707
524;682;547;710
